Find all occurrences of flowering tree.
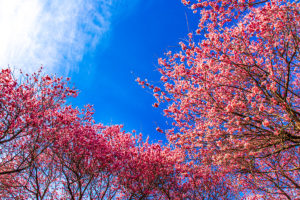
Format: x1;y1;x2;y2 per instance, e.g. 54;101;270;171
2;1;299;198
141;0;300;199
1;68;234;199
0;68;77;198
0;68;76;174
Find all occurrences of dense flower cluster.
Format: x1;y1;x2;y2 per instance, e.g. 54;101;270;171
142;0;299;199
0;69;233;199
1;0;299;199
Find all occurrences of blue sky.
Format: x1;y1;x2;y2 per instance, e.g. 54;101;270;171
0;0;198;142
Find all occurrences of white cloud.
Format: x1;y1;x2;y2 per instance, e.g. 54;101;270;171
0;0;113;75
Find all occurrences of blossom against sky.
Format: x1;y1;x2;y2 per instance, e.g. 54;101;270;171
0;0;197;142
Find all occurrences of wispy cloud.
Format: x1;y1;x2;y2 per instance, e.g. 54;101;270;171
0;0;114;74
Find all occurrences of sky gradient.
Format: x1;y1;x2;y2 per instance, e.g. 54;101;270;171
0;0;199;142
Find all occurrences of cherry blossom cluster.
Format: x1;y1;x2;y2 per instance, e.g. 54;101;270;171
142;0;299;199
0;69;234;199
